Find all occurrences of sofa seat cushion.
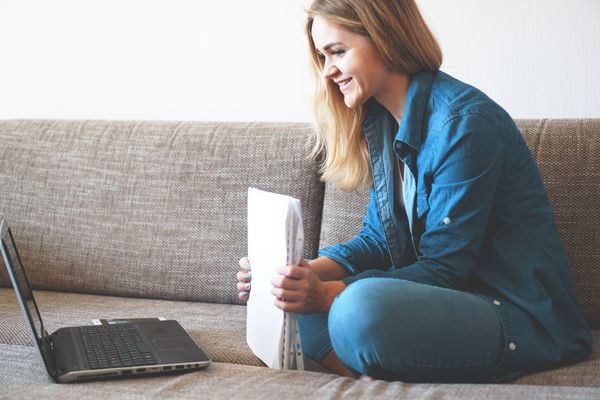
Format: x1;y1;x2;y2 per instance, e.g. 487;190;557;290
3;343;599;400
0;288;261;367
2;289;599;388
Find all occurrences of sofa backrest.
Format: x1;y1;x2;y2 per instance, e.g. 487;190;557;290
0;120;324;305
320;119;600;328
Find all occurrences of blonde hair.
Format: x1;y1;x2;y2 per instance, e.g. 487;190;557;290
306;0;443;191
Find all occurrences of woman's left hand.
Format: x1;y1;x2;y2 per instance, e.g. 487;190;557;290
270;259;345;314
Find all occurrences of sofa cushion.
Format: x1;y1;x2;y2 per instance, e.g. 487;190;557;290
2;343;599;399
516;120;600;327
0;120;324;304
0;288;262;367
319;119;600;328
2;288;598;388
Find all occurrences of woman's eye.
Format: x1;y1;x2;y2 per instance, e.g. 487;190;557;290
332;49;345;57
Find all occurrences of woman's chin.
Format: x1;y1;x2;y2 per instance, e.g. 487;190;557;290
343;97;359;109
343;93;367;110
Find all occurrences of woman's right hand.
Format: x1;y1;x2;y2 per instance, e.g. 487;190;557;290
237;256;252;301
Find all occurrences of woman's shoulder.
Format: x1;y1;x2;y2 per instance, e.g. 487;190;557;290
427;70;511;128
418;71;524;158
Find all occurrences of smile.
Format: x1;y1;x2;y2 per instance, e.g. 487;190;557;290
337;78;353;91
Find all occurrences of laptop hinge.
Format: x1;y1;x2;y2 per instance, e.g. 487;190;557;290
41;334;59;380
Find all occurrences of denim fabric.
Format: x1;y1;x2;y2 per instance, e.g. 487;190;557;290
300;278;504;382
297;313;333;363
318;71;592;381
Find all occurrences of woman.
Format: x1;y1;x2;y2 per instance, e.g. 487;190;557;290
238;0;592;382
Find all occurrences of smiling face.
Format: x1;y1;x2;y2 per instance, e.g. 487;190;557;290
310;16;393;109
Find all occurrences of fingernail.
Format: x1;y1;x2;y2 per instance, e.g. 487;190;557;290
244;273;252;280
245;283;251;290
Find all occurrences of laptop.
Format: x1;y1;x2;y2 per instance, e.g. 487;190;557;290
0;219;211;383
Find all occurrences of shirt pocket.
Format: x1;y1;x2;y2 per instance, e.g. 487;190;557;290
416;190;430;220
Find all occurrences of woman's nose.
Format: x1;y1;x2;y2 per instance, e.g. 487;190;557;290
321;59;339;80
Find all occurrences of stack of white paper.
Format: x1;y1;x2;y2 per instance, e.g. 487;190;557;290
246;187;304;370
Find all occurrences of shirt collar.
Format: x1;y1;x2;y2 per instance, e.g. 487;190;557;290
362;70;436;153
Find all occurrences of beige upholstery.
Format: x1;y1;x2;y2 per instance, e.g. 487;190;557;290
4;343;599;400
1;288;598;389
0;120;324;304
0;119;598;398
0;289;262;367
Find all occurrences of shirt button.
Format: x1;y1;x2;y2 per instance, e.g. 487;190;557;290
493;300;501;306
509;342;517;351
443;217;451;225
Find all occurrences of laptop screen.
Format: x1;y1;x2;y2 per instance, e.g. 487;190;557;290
0;220;46;343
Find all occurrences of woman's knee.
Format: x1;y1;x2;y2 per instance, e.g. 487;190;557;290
328;278;407;372
329;278;396;333
298;279;404;367
327;278;504;380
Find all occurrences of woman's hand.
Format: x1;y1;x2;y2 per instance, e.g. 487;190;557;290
237;256;252;301
270;259;346;314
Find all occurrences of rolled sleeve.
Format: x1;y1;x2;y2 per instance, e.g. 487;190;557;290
318;187;393;276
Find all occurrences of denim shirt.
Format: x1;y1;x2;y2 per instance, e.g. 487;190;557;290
319;71;592;381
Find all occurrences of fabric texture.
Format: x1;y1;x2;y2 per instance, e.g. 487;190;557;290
513;326;600;387
301;278;504;383
0;120;324;304
319;119;600;329
516;119;600;328
0;288;262;367
318;71;591;381
0;118;599;396
2;343;600;399
1;288;598;388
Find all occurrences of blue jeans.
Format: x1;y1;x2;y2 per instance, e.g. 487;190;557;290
298;278;504;382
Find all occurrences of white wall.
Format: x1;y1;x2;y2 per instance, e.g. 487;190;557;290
418;0;600;119
0;0;312;121
0;0;598;122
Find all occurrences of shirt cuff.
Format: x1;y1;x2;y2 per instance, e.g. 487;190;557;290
318;244;360;275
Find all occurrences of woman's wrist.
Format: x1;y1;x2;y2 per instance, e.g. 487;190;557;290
308;257;351;281
320;280;346;313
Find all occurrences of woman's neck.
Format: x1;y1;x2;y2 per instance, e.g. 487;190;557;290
373;73;410;124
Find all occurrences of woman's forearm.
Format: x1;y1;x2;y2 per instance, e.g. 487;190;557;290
308;256;351;281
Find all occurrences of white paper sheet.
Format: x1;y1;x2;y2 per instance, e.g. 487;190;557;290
246;187;304;369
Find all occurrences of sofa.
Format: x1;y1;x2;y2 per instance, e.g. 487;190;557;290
0;119;598;399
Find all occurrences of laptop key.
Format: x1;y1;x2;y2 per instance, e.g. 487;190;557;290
78;325;154;370
97;361;110;369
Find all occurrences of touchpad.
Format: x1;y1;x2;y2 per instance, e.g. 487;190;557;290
153;337;194;351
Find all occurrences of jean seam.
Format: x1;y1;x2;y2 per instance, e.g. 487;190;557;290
378;358;500;371
314;342;333;362
371;338;503;370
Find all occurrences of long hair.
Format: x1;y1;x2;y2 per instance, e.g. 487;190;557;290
306;0;442;191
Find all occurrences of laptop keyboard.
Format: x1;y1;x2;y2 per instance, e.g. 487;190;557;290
79;324;157;370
